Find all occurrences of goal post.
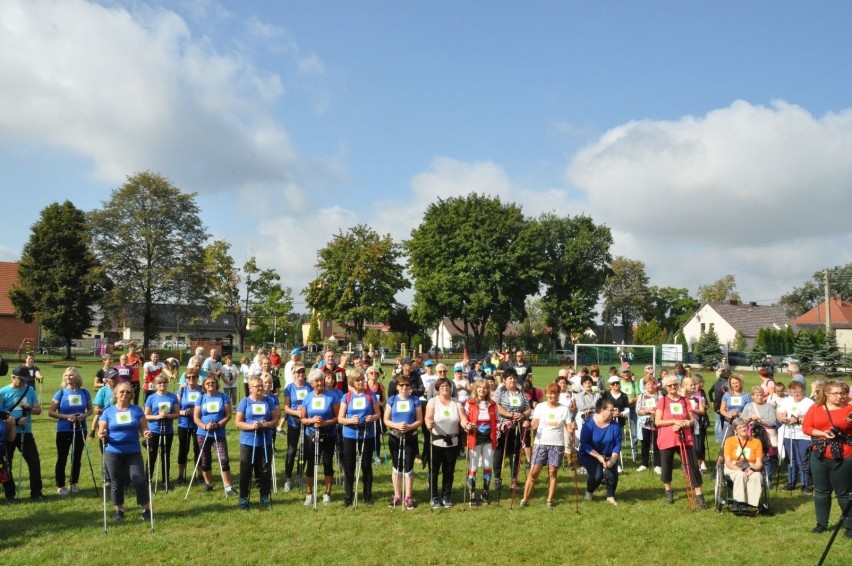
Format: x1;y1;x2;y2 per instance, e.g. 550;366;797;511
573;343;657;376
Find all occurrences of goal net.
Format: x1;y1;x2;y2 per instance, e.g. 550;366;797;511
573;344;657;375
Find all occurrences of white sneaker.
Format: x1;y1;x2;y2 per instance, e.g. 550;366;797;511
322;493;331;505
57;487;69;496
304;494;313;506
654;466;662;475
69;484;79;494
700;462;708;472
579;467;587;475
636;465;648;472
283;480;291;493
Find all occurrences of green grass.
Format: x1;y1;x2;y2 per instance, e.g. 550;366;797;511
1;364;849;564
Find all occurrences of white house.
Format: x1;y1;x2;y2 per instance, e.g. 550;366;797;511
681;301;794;351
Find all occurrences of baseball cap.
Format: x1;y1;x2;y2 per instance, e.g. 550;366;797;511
453;363;464;372
424;359;434;367
608;376;621;384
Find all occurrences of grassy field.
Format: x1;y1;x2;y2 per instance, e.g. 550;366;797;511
0;363;848;564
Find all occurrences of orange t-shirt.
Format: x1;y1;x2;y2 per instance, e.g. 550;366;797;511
724;435;763;465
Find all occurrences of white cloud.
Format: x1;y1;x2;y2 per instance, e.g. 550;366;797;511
298;54;326;76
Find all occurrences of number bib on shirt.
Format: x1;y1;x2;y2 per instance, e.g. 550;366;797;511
206;400;221;413
670;403;684;415
311;397;326;411
730;396;742;406
68;394;82;406
352;397;367;411
158;402;170;414
251;403;266;416
509;394;521;407
187;391;200;403
296;390;307;401
644;398;656;409
116;411;132;425
397;400;410;413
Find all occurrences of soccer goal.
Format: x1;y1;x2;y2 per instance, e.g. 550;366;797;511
573;343;657;375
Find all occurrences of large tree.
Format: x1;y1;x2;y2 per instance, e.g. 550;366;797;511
697;274;741;304
247;267;295;347
203;240;249;351
405;193;543;352
601;256;650;343
536;212;612;352
779;264;852;318
645;286;700;339
304;225;408;341
10;201;108;359
89;171;208;351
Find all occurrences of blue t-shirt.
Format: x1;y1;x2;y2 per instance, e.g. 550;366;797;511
102;404;145;455
93;386;114;410
145;392;179;435
197;392;230;440
237;396;274;447
388;395;421;426
302;391;338;437
722;391;752;416
53;388;92;433
284;383;311;429
579;417;623;467
342;391;377;440
177;385;203;429
0;384;38;433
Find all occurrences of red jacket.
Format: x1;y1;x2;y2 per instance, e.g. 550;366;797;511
466;399;498;450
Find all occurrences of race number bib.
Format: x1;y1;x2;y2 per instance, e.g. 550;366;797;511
397;400;411;413
296;390;308;401
68;394;82;406
790;405;799;415
509;394;521;407
442;409;450;417
352;397;367;411
644;399;656;409
188;391;200;403
622;382;634;395
116;411;132;425
670;403;684;415
251;403;266;416
736;446;751;459
205;400;221;413
689;399;697;410
158;402;171;414
730;396;742;406
311;397;326;411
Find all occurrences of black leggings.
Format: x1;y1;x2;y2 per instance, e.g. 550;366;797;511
284;426;302;479
239;443;270;499
147;433;174;486
660;444;702;486
55;429;86;487
5;433;43;498
342;437;375;501
304;433;335;479
429;443;460;500
388;433;417;475
493;425;523;482
177;427;200;469
641;428;661;468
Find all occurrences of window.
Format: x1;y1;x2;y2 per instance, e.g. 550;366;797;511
700;323;705;334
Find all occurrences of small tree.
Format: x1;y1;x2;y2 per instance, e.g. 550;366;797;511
634;319;668;346
676;330;688;362
694;328;722;369
730;330;746;352
818;330;844;377
306;312;322;345
794;329;816;373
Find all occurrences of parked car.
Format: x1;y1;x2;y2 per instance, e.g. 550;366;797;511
113;340;138;350
780;355;799;369
555;350;574;364
162;341;189;350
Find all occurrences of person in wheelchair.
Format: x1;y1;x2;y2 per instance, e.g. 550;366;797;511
723;418;766;513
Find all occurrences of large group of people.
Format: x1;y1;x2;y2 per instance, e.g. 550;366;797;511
1;350;851;541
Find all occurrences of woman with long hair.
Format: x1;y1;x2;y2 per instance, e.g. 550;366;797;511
48;367;93;495
464;379;498;506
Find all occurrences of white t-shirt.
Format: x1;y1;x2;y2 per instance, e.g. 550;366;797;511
283;360;297;387
777;396;814;441
532;403;571;448
454;377;470;403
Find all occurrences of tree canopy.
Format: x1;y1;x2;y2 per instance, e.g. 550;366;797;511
601;257;649;343
405;193;542;352
304;224;407;341
10;201;107;359
697;274;741;304
779;264;852;318
89;171;208;350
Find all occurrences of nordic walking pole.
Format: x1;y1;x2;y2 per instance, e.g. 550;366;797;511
184;429;209;500
262;435;272;507
400;433;407;510
81;420;99;494
313;428;320;512
269;429;277;494
298;424;305;493
70;417;78;491
101;438;108;534
428;427;434;510
144;438;155;532
510;422;521;509
818;496;852;565
213;436;227;497
496;422;511;506
250;429;258;503
159;421;167;492
354;425;365;509
677;429;698;511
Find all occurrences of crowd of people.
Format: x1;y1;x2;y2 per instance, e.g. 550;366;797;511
1;350;850;540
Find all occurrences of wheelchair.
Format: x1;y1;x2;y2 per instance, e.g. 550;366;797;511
713;422;772;516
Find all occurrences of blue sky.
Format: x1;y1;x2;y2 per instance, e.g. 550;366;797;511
2;0;852;313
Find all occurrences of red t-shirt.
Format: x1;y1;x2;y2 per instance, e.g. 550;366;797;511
803;404;852;459
656;395;694;451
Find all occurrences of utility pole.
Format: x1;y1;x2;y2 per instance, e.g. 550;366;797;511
824;268;831;332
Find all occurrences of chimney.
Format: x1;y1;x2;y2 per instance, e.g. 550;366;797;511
729;299;738;305
749;302;757;307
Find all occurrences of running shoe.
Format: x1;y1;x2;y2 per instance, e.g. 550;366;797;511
283;480;291;493
405;497;416;510
546;500;556;510
700;462;708;472
584;492;592;501
69;484;79;494
261;495;272;509
801;485;813;494
812;524;827;534
239;497;249;510
113;509;125;522
480;490;490;505
304;494;313;506
654;466;662;475
492;478;501;491
665;490;674;504
389;496;401;508
141;509;152;522
224;486;235;497
57;487;69;496
636;465;647;472
322;493;331;505
442;497;454;508
204;483;214;493
781;483;796;492
518;499;528;507
363;496;375;506
431;497;442;509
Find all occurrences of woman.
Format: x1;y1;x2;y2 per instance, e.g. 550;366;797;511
366;364;388;465
719;374;752;443
94;355;112;392
492;369;531;494
758;367;776;399
283;366;310;492
692;375;710;471
144;375;179;490
0;410;16;500
48;367;93;495
425;377;469;508
810;379;825;402
175;369;203;485
579;398;622;505
575;376;600;426
741;386;778;479
655;376;707;508
98;382;152;522
682;377;707;472
803;380;852;536
193;375;234;495
453;363;471;404
221;354;239;405
777;380;814;493
556;375;576;414
236;376;280;509
603;376;629;428
337;369;381;507
520;383;572;509
301;369;339;506
723;417;765;512
384;375;423;509
0;366;44;500
463;379;498;506
636;376;661;473
590;365;604;392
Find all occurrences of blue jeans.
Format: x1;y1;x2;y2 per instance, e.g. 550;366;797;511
785;438;809;486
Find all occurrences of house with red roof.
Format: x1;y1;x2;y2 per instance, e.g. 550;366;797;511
794;297;852;352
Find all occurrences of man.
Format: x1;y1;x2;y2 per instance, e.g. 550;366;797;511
283;348;302;387
1;365;44;500
126;346;143;405
388;358;425;399
143;352;173;400
761;355;776;378
202;348;224;383
321;349;347;392
509;349;533;388
18;354;44;386
787;362;806;389
709;369;732;445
